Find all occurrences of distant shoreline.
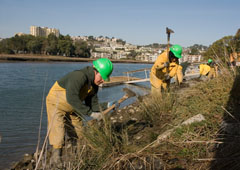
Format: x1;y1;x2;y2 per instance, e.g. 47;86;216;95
0;54;154;64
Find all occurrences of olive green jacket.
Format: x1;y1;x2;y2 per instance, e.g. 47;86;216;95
57;66;102;117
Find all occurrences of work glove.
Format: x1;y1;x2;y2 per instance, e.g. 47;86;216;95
164;74;171;81
164;62;170;68
90;112;102;120
107;101;120;109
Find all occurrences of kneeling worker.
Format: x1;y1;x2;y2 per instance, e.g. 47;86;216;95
46;58;113;166
150;44;183;94
199;59;217;80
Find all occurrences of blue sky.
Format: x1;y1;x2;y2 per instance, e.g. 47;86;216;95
0;0;239;47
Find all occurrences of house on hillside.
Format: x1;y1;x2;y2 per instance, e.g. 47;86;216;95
180;54;202;63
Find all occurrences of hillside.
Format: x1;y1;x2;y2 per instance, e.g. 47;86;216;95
11;66;240;170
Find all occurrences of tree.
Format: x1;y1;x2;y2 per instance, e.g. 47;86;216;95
10;35;33;53
46;33;58;55
127;50;138;59
189;47;199;55
188;44;208;55
27;39;42;54
74;40;91;58
203;36;234;62
0;39;14;54
26;36;45;54
234;29;240;52
116;39;126;45
88;36;95;41
152;43;160;48
58;35;75;56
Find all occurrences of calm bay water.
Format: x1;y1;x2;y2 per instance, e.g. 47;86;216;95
0;62;151;169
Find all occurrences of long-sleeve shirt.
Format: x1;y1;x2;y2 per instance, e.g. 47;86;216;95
150;51;183;88
57;66;101;117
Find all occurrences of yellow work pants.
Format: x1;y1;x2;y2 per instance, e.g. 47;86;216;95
208;67;216;79
46;82;83;149
150;72;170;95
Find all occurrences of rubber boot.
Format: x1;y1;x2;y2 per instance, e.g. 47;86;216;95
50;148;63;169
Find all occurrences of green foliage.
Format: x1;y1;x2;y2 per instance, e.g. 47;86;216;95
173;127;185;138
0;34;93;57
46;33;58;55
234;29;240;52
27;37;44;54
0;39;15;54
200;29;240;63
177;147;201;158
116;39;126;45
83;118;122;156
188;44;208;55
127;50;138;59
57;35;75;57
189;47;199;55
138;92;176;128
203;36;235;62
88;36;95;40
74;40;91;58
145;43;167;48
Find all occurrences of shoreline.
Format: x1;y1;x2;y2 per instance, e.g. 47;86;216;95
0;54;154;64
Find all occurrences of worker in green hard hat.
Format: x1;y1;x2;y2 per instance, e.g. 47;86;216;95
46;58;113;167
199;58;218;80
208;59;213;64
207;58;218;78
150;44;184;95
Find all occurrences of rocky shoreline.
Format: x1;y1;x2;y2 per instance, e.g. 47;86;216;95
9;98;147;170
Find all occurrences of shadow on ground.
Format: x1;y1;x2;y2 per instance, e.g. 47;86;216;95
210;68;240;170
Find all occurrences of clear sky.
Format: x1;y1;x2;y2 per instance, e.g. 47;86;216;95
0;0;239;47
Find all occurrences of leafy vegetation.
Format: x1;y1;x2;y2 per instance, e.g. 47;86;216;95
144;43;167;49
0;34;91;57
188;44;208;55
203;29;240;62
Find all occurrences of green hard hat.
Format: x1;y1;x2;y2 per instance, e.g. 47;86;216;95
208;59;213;63
93;58;113;81
170;44;183;59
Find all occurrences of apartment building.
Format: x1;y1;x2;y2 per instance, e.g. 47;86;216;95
180;54;202;63
30;26;60;37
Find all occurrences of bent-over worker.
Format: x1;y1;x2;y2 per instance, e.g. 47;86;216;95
199;59;217;80
46;58;113;166
150;44;183;94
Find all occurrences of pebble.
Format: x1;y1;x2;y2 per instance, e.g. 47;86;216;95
128;109;135;114
135;135;142;140
131;118;138;121
112;120;117;123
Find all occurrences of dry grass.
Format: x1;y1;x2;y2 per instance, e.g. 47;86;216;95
59;65;239;170
19;58;239;170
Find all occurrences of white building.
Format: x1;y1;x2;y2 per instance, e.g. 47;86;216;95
180;54;202;63
30;26;60;37
149;53;158;62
